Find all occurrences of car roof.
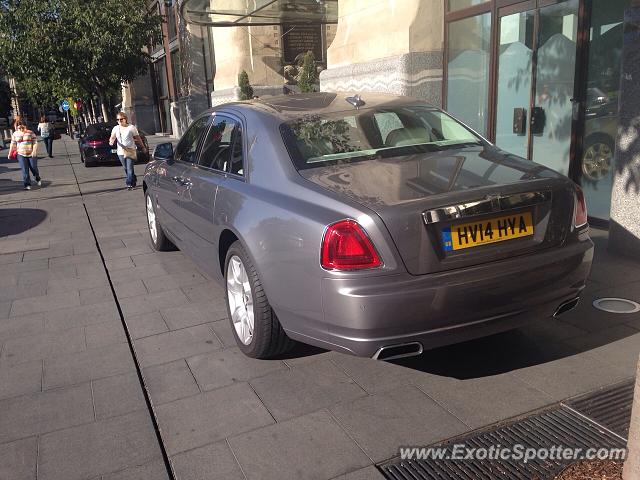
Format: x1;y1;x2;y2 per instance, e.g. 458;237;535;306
212;92;438;122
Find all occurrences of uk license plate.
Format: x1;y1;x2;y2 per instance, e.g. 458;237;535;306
111;149;117;154
442;212;534;252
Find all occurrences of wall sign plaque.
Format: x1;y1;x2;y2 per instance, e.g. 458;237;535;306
282;24;323;63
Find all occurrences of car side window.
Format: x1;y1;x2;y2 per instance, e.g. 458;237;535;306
229;128;243;176
174;116;209;164
199;115;243;175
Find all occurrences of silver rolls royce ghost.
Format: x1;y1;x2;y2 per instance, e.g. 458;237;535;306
143;92;593;360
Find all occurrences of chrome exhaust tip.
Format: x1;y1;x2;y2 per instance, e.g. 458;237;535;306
372;342;423;361
554;297;580;317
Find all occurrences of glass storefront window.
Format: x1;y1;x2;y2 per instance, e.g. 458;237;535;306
446;13;492;136
580;0;630;221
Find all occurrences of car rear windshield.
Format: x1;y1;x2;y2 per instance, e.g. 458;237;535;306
280;106;482;170
85;124;113;137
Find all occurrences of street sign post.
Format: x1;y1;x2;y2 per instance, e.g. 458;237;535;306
61;100;70;111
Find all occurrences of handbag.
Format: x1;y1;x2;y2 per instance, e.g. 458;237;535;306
117;127;138;160
9;149;17;161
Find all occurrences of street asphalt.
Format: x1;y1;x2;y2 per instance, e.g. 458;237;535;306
0;134;638;480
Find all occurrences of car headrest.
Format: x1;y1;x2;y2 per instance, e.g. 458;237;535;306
385;127;430;147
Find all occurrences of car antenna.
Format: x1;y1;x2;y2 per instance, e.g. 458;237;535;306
345;94;365;109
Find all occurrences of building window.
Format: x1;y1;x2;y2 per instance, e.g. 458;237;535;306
170;49;181;99
167;3;177;41
448;0;489;12
446;12;491;136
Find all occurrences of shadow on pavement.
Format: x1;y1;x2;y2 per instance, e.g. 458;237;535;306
393;330;582;380
0;208;48;237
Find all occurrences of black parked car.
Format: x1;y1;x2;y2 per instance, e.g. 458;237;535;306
78;122;149;167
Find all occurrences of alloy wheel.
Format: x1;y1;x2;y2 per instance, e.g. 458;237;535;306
582;143;612;181
146;195;158;244
226;255;254;345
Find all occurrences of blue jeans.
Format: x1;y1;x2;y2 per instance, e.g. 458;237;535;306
17;155;40;187
42;136;54;156
118;155;137;187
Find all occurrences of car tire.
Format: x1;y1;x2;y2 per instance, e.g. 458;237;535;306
145;192;174;251
225;241;295;359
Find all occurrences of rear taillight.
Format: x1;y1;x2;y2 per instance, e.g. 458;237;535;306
321;219;382;270
573;185;588;228
88;140;107;147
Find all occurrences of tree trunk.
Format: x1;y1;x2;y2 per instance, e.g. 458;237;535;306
89;99;97;124
624;354;640;479
101;100;109;123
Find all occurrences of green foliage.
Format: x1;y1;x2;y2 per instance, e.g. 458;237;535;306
0;78;12;117
238;70;254;100
297;51;317;93
0;0;162;107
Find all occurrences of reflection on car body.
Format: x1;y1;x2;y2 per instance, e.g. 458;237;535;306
143;92;593;361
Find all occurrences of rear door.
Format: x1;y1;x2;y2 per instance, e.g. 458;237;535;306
180;113;244;279
155;115;210;243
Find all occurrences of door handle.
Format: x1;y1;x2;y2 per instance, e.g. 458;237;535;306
172;176;191;187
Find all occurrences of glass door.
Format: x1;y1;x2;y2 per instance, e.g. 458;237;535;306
494;0;579;177
578;0;631;221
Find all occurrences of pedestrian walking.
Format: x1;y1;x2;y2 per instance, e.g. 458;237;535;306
8;121;41;190
109;112;146;190
37;115;54;158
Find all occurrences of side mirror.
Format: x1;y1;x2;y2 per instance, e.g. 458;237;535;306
153;142;174;161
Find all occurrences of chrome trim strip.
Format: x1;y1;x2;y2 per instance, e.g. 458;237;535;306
422;190;552;225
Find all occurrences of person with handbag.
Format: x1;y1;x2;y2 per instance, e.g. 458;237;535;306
109;112;146;190
8;121;41;190
37;115;55;158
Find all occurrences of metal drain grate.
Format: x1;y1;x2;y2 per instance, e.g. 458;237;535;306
564;380;635;439
379;408;627;480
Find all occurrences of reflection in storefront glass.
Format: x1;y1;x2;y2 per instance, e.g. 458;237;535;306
446;13;492;136
580;0;630;221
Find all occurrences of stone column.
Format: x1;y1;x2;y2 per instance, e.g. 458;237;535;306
209;0;285;105
624;355;640;479
609;4;640;258
320;0;444;106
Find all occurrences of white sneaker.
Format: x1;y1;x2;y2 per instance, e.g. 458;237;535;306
37;180;42;186
24;185;31;190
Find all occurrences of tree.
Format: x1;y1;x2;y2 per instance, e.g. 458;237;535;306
297;51;317;93
0;0;161;119
238;70;254;100
0;78;12;117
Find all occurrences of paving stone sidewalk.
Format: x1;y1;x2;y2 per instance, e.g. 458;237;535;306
1;135;639;480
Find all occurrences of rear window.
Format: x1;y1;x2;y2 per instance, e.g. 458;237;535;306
85;124;113;137
280;106;482;170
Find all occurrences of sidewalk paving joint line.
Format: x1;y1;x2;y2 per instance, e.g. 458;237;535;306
65;144;178;480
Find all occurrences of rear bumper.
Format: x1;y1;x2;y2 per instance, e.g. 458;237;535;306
282;236;593;358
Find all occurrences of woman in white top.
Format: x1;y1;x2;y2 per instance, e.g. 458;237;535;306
37;115;54;158
109;112;146;190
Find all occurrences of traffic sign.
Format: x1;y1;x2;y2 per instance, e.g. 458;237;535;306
61;100;70;111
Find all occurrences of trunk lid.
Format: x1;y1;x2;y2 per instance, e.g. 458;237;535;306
299;145;576;275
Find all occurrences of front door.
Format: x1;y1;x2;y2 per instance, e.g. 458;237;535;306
180;113;243;279
494;0;580;177
155;115;210;244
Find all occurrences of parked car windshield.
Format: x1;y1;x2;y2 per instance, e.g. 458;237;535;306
85;123;113;138
281;106;482;170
